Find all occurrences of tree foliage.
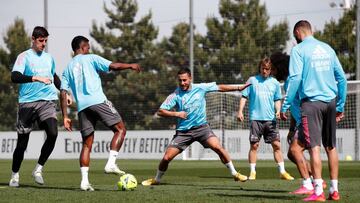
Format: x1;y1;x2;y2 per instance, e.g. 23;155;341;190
0;18;30;130
314;6;356;79
90;0;175;129
196;0;289;83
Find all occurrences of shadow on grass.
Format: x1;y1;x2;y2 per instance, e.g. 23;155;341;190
0;182;118;192
214;193;298;200
203;186;288;193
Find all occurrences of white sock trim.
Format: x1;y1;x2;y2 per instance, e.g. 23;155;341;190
250;163;256;172
35;163;43;172
314;179;324;195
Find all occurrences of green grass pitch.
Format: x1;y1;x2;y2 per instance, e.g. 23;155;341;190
0;159;359;202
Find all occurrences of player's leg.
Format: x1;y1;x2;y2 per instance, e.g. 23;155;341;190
79;133;95;191
109;121;126;151
289;139;311;178
248;142;259;180
248;121;262;180
142;147;182;186
271;140;293;180
95;101;126;175
78;109;96;191
302;101;326;201
34;117;58;185
10;103;34;187
323;99;340;200
31;101;58;185
142;132;191;186
10;133;30;187
38;118;58;165
104;121;126;175
288;137;314;194
205;136;247;182
265;121;293;180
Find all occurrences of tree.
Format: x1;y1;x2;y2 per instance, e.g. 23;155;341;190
0;18;30;130
90;0;175;129
314;6;356;79
196;0;289;83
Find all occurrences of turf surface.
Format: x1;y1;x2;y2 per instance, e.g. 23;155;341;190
0;159;359;202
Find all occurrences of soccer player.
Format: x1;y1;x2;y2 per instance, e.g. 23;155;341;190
280;20;347;201
141;68;250;186
271;52;318;194
237;57;294;181
60;36;140;191
9;26;65;187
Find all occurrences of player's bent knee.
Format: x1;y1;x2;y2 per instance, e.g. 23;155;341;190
251;143;259;150
113;123;126;136
162;156;173;163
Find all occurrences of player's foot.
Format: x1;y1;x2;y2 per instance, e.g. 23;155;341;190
234;172;248;182
32;170;44;185
104;164;125;175
141;178;160;186
303;192;326;202
280;171;294;180
289;186;314;195
9;174;19;187
327;191;340;201
80;182;95;191
248;171;256;180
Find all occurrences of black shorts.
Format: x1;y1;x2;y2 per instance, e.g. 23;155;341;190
300;99;337;149
249;120;280;144
168;124;217;151
16;100;57;134
78;100;122;137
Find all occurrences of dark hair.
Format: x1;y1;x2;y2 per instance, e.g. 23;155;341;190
270;52;290;81
293;20;312;32
71;36;89;52
177;68;191;77
32;26;49;39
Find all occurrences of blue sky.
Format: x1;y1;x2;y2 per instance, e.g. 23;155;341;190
0;0;349;73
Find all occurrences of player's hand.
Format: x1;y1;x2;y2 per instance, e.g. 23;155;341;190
237;83;252;91
63;117;72;131
287;131;295;145
276;111;280;119
66;93;73;106
33;76;52;85
176;111;187;119
280;112;287;120
336;112;344;123
130;64;141;73
237;112;244;122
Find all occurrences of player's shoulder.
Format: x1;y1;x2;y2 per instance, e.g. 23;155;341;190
248;75;257;81
42;51;55;60
317;40;335;54
165;89;180;101
269;76;280;83
18;49;32;58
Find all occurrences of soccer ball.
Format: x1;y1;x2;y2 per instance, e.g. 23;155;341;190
117;174;137;191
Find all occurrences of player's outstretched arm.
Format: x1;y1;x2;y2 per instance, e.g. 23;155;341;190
217;83;251;92
157;109;187;119
60;89;72;131
109;63;141;72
